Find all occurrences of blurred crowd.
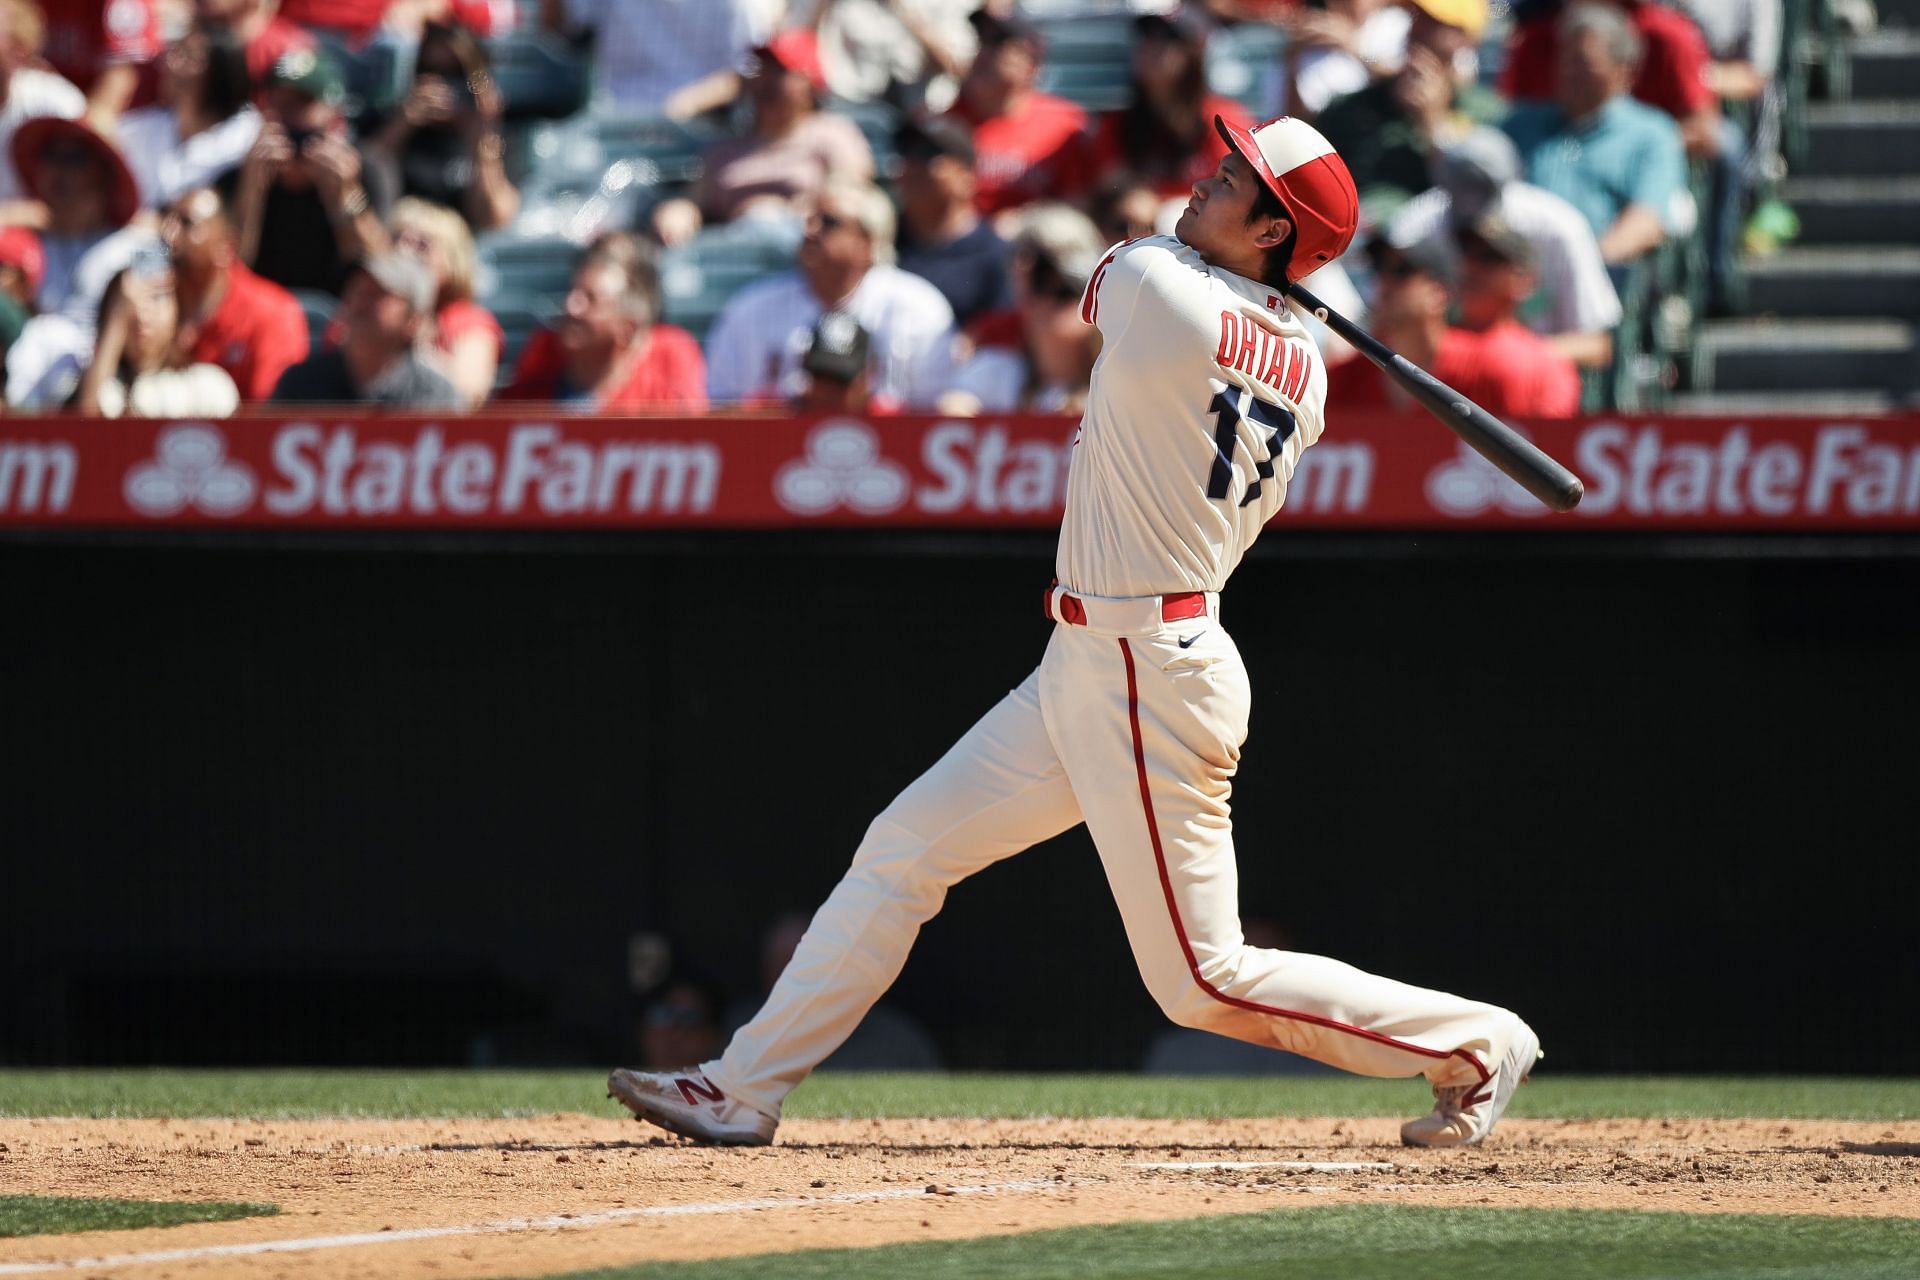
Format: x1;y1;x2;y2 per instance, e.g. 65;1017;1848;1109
0;0;1789;418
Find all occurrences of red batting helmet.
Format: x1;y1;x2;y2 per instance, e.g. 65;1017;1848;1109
1213;114;1359;278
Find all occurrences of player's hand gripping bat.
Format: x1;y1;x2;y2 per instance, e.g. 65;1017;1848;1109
1285;281;1585;512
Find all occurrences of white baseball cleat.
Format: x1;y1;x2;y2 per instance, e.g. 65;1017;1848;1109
607;1067;777;1146
1400;1020;1542;1148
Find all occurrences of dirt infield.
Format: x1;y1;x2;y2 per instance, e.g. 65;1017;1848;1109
2;1114;1916;1278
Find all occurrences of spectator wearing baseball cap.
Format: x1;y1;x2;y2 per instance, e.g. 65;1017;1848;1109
1087;9;1253;202
894;116;1011;326
945;9;1092;215
11;114;138;312
40;0;166;125
792;311;882;415
1313;0;1506;223
1451;212;1582;415
272;250;461;406
1387;127;1621;369
704;176;957;407
651;30;873;250
0;0;87;216
500;233;708;412
235;46;397;296
1331;229;1578;418
161;185;308;402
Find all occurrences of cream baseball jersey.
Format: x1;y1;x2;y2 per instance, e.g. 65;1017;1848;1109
1058;235;1327;599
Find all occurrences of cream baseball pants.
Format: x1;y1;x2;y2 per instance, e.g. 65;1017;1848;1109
712;589;1521;1118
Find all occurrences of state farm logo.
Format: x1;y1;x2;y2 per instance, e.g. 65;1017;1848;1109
1425;439;1548;519
125;424;256;518
775;421;910;516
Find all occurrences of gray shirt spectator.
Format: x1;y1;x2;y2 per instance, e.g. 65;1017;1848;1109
272;252;461;407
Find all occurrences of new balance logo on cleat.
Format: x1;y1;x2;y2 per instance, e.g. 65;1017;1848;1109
608;1067;777;1146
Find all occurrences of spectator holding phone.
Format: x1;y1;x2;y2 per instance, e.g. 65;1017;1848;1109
364;20;518;232
233;46;394;296
73;249;241;416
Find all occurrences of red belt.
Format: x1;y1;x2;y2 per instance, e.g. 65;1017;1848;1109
1043;586;1209;626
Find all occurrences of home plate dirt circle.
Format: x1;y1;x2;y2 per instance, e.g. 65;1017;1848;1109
1;1115;1915;1279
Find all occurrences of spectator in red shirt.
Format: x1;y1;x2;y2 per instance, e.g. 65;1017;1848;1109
1450;213;1581;415
1501;0;1722;156
946;10;1090;215
275;0;389;44
194;0;314;87
1331;233;1578;418
1088;9;1251;203
501;235;708;412
389;195;497;406
160;183;310;401
40;0;164;124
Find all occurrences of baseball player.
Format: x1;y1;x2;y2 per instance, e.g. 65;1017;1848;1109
611;116;1541;1150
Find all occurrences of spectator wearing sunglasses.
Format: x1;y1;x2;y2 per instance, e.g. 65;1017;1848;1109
704;178;955;407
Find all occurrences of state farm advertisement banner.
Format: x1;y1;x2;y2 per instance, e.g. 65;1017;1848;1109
2;413;1919;531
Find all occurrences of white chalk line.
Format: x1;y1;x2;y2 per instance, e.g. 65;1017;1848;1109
1132;1160;1396;1172
0;1179;1063;1275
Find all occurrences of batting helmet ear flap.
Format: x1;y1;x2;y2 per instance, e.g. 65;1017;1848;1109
1214;114;1359;277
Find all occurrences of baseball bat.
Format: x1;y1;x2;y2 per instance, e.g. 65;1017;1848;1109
1284;282;1585;513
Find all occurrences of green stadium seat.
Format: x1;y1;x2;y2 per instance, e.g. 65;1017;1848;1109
289;289;337;352
487;32;590;121
475;233;579;299
658;228;795;341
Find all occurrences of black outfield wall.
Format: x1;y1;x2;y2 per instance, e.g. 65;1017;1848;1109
2;533;1914;1072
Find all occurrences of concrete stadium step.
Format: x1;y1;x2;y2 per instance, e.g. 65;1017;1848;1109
1839;30;1920;97
1669;389;1900;414
1796;102;1920;175
1691;318;1916;393
1742;247;1920;317
1779;178;1920;243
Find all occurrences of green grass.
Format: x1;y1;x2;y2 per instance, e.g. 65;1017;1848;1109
532;1206;1920;1280
0;1194;276;1238
0;1071;1915;1122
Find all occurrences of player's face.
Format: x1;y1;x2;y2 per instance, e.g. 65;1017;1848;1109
1175;151;1260;261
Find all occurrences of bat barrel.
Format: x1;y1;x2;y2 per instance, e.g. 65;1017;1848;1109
1287;283;1585;513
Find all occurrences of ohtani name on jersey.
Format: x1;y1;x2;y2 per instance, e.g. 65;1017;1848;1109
1214;311;1311;403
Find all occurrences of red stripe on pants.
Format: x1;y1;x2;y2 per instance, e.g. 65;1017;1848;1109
1117;637;1489;1086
